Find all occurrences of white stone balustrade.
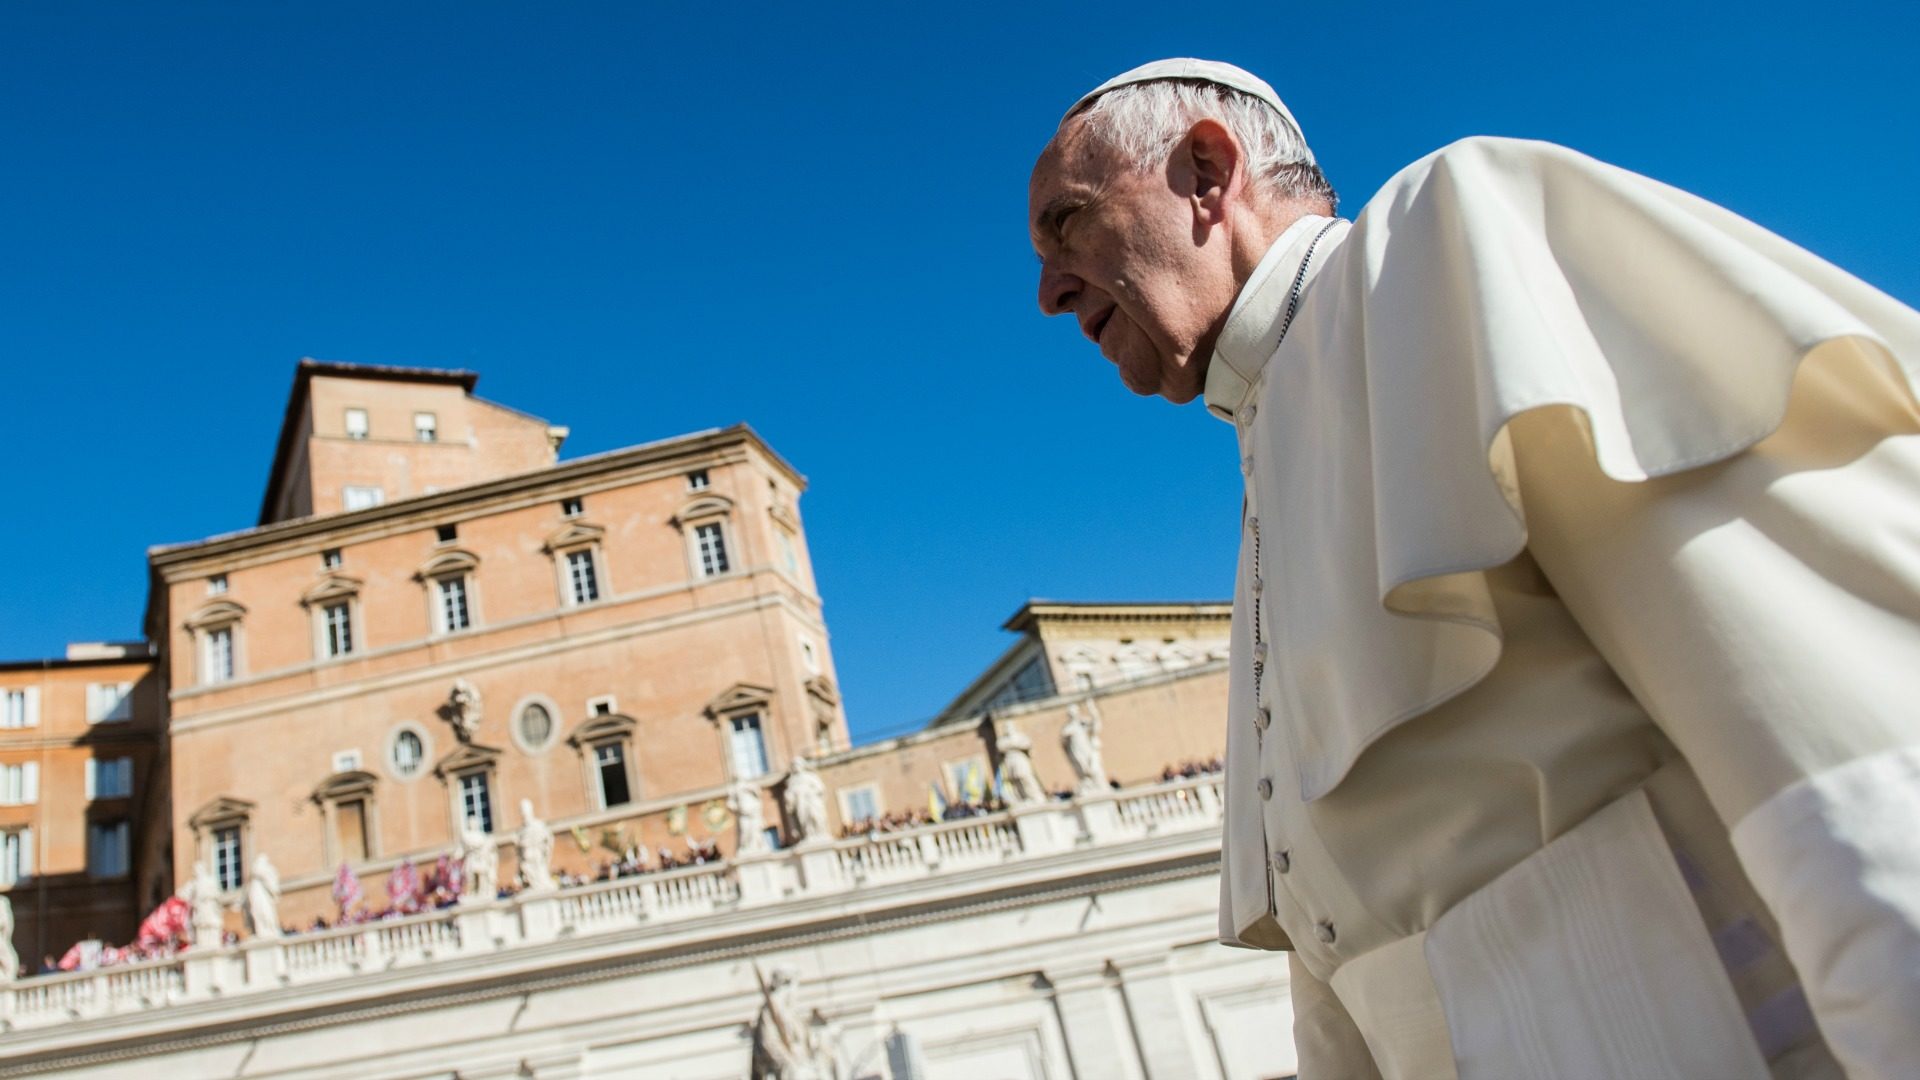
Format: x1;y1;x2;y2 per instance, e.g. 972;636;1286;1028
0;774;1224;1032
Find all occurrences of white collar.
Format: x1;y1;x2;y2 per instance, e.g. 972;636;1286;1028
1204;214;1346;422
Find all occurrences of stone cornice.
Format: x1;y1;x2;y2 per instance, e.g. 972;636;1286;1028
151;425;805;578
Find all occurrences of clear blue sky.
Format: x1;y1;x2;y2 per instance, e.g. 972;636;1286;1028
2;2;1915;743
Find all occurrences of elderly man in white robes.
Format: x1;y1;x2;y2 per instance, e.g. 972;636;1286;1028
1028;58;1920;1080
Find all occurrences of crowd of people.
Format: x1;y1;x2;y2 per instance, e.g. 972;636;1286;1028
1159;757;1224;783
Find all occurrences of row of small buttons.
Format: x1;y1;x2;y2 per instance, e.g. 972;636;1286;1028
1242;407;1335;955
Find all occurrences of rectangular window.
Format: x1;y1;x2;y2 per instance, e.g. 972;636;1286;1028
843;785;879;824
687;469;709;491
566;549;599;605
345;407;369;439
458;772;494;833
695;523;730;577
0;762;39;806
414;412;437;442
1;688;38;729
85;758;132;800
561;496;583;517
321;548;343;569
207;574;228;595
213;825;242;891
0;829;32;886
437;576;471;632
87;682;134;723
323;601;354;657
204;626;235;684
778;529;799;574
343;486;384;511
88;819;130;879
728;714;769;779
589;696;615;716
334;798;369;863
435;523;457;543
594;743;632;808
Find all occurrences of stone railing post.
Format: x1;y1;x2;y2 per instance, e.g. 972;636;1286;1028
1014;803;1078;856
794;841;846;895
1194;776;1223;820
733;852;785;907
180;946;229;1001
242;938;285;986
518;889;562;945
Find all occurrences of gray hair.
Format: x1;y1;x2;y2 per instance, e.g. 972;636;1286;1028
1070;80;1336;212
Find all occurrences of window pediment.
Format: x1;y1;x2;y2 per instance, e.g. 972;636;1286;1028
188;795;254;830
184;599;247;631
312;769;378;803
704;681;774;720
432;741;503;779
542;521;605;553
672;494;735;528
301;574;364;607
416;547;480;581
567;712;637;747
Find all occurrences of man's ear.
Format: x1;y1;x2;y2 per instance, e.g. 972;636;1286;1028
1184;118;1242;226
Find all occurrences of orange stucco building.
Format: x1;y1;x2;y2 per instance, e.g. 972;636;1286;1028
3;357;1229;959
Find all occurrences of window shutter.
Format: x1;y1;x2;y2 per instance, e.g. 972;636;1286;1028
119;758;133;795
23;686;38;727
23;762;37;804
84;759;96;799
20;827;32;877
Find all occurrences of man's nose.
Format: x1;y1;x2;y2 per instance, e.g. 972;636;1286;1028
1037;261;1080;317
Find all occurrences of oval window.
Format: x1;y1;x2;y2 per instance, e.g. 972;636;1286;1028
391;729;425;777
518;703;554;749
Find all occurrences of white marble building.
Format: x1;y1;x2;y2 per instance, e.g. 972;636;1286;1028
0;775;1297;1079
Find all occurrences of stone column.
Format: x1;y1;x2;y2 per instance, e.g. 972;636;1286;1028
1111;951;1199;1080
1045;961;1141;1079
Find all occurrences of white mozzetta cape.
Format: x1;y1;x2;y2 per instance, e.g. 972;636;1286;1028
1210;137;1920;1078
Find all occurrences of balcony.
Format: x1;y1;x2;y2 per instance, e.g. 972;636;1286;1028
0;773;1225;1033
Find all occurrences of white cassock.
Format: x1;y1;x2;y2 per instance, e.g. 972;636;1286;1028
1209;136;1920;1080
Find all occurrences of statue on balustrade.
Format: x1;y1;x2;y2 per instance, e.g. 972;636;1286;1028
455;815;499;902
782;758;830;847
997;724;1045;806
750;962;842;1080
0;896;17;982
1061;700;1107;795
516;799;557;893
186;860;226;946
246;854;282;939
731;778;771;857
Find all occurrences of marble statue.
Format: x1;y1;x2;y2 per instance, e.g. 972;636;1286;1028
998;725;1045;806
187;860;225;946
782;758;830;846
515;799;556;893
1061;701;1107;794
750;963;841;1080
731;778;770;857
0;896;17;982
445;678;482;741
246;853;282;939
455;815;498;902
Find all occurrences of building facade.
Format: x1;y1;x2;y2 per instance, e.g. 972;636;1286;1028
0;359;1296;1078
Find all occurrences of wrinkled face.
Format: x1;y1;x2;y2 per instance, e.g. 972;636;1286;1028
1029;118;1241;403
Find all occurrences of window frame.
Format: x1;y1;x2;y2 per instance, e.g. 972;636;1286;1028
313;770;381;867
342;485;385;511
87;818;131;880
184;600;247;688
510;694;562;755
87;681;134;724
0;761;39;806
0;687;39;730
838;783;881;826
673;495;740;582
344;407;369;440
212;824;244;892
567;710;640;809
1;827;34;887
85;756;133;801
188;796;254;896
386;722;431;781
413;411;438;442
